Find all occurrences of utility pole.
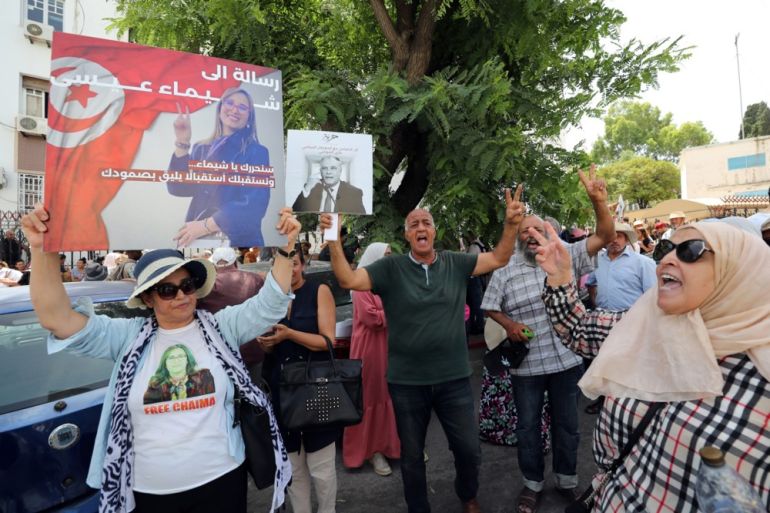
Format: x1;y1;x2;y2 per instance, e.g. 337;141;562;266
735;33;745;139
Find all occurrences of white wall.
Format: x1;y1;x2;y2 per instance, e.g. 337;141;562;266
679;136;770;200
0;0;125;212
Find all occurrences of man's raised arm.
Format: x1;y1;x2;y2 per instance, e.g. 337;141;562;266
473;184;525;276
579;164;615;256
318;214;373;291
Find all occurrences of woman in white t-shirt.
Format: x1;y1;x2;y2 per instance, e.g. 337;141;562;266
21;205;300;513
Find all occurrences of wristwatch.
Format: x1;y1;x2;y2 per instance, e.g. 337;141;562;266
275;247;297;259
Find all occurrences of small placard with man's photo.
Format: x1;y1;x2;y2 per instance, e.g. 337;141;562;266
286;130;373;215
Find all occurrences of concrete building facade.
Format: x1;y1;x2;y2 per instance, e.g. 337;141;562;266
0;0;124;222
679;135;770;201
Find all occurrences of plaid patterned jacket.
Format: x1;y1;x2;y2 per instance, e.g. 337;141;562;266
543;282;770;512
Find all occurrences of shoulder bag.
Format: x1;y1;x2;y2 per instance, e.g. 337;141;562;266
279;335;363;431
565;402;665;513
233;379;276;490
483;338;529;374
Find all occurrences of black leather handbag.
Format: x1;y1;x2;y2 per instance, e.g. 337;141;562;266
279;335;363;431
483;338;529;374
233;381;276;490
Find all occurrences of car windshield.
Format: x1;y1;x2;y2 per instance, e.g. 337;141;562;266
0;300;143;415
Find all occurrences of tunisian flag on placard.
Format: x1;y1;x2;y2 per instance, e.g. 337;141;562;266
43;33;273;251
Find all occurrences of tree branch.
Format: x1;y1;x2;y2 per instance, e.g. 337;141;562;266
370;0;411;72
406;0;440;83
369;0;400;49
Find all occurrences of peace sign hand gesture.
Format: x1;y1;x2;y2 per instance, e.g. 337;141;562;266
578;163;608;204
528;222;574;286
504;184;525;226
173;102;191;154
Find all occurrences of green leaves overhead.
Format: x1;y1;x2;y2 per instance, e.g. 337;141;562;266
114;0;689;250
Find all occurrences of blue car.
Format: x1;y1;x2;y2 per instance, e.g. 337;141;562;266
0;281;144;513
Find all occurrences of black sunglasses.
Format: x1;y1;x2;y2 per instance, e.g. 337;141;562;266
653;239;713;264
151;277;198;300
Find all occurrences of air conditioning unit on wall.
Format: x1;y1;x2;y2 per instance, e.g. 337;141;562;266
16;115;47;136
24;21;53;46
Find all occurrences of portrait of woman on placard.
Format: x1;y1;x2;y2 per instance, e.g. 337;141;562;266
168;87;270;248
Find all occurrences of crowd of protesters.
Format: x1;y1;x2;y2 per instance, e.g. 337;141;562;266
6;182;769;513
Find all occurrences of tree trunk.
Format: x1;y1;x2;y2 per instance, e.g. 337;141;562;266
369;0;441;213
391;127;430;215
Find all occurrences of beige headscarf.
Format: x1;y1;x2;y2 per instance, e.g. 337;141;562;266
579;221;770;402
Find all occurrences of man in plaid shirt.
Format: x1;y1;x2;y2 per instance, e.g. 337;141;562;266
481;167;614;513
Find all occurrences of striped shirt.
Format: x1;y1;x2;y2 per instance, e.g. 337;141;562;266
543;281;770;511
480;239;593;376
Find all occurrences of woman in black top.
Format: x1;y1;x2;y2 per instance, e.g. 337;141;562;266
258;248;339;513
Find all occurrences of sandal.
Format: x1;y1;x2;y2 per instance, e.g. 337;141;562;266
516;487;541;513
555;487;581;502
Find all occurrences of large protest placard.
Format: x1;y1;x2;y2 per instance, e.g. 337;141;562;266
286;130;373;215
43;33;286;251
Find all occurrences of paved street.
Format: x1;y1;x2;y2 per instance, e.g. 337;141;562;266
248;344;599;513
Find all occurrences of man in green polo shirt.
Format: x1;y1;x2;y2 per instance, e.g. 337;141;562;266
319;186;524;513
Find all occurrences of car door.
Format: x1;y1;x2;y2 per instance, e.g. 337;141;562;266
0;295;145;513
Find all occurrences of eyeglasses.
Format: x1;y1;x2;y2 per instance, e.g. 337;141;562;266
151;277;198;300
652;239;713;264
223;98;250;113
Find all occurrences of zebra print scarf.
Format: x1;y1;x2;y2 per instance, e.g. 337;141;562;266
99;310;290;512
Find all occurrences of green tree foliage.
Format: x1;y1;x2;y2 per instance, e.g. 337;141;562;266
598;157;680;209
592;101;713;163
740;101;770;139
112;0;688;248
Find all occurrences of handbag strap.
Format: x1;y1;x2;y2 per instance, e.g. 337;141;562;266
607;402;665;473
304;334;338;377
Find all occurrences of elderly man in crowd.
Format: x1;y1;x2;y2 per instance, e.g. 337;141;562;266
662;210;686;239
586;221;656;312
481;167;614;513
320;186;525;513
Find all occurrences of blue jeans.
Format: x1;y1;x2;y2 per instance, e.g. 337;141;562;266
511;365;582;492
389;377;481;513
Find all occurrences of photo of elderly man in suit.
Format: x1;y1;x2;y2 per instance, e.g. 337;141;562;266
292;156;366;214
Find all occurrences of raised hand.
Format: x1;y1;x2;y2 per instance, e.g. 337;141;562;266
318;213;343;241
578;163;608;204
504;184;525;226
20;203;49;251
173;102;191;149
276;207;301;249
528;222;573;285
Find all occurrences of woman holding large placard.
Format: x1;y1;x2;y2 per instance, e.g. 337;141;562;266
21;205;299;513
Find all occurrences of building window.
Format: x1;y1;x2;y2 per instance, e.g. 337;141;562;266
25;88;45;117
17;173;44;213
727;153;766;171
22;76;49;118
26;0;63;32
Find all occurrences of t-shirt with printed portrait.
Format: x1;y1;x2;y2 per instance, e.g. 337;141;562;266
127;322;238;493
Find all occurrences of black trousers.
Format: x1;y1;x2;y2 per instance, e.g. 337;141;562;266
133;463;247;513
